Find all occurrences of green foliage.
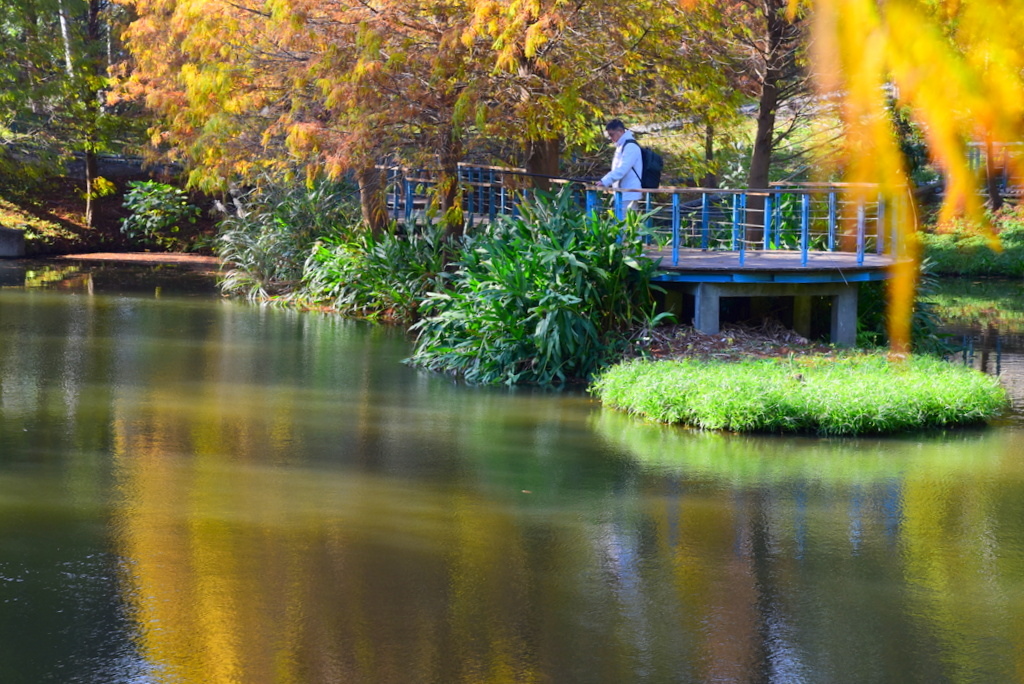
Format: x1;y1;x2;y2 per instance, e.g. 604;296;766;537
769;192;828;250
217;178;360;300
407;189;668;386
890;100;937;186
592;354;1008;435
920;207;1024;277
121;181;200;250
299;222;453;322
857;257;952;354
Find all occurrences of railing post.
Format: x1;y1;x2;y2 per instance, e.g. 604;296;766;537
763;193;773;250
701;192;709;249
731;193;739;250
801;192;810;266
614;190;624;221
876;193;885;254
391;169;400;221
1003;147;1010;191
740;193;747;266
672;193;681;266
488;170;496;222
827;190;837;251
404;178;414;222
891;192;900;257
586;188;600;220
856;200;866;266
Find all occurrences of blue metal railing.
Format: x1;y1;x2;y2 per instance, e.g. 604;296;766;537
382;166;899;266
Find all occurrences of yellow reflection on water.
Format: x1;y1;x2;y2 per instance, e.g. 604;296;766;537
110;414;549;683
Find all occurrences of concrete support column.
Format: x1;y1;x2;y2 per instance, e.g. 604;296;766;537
831;286;858;347
694;283;721;335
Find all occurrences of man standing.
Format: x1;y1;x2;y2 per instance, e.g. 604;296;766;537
596;119;643;220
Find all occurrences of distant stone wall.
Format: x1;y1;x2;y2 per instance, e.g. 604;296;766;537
0;226;25;257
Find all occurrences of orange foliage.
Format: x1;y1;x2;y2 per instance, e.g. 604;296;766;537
796;0;1024;351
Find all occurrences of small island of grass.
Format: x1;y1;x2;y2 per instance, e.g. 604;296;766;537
591;353;1009;436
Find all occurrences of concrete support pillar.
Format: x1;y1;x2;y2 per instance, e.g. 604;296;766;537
665;280;861;347
793;295;812;339
831;286;858;347
694;283;720;335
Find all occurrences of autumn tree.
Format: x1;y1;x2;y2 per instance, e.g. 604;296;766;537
120;0;714;230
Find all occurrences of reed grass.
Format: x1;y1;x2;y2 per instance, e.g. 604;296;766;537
591;354;1008;435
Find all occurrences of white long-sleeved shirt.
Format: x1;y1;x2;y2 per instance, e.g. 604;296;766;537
600;130;643;203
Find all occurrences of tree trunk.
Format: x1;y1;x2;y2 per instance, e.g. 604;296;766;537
525;137;561;191
745;0;789;248
435;128;464;237
357;166;389;236
702;123;717;188
85;152;98;228
83;0;103;229
56;0;74;76
746;80;779;247
985;136;1004;212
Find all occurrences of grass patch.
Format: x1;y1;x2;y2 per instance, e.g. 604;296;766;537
591;354;1008;435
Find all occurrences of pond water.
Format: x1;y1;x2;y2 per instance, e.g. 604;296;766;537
2;262;1024;683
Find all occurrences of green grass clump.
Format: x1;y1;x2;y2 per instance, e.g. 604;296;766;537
591;354;1008;435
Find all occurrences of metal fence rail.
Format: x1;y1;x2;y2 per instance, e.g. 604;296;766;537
382;166;901;265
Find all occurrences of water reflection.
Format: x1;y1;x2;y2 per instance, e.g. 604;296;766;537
933;278;1024;414
2;267;1024;682
596;412;1024;683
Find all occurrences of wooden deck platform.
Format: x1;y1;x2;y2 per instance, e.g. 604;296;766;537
645;249;902;346
648;248;897;283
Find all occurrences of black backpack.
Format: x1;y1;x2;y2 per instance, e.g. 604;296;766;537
624;138;663;189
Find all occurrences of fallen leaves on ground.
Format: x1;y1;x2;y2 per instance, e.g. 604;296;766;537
625;319;839;363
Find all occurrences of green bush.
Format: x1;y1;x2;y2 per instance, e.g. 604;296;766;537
407;189;668;386
921;206;1024;276
592;354;1008;435
121;180;200;250
217;177;359;300
298;222;453;321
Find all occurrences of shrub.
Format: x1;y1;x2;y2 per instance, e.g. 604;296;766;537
121;181;200;250
298;222;453;321
407;189;668;385
592;354;1008;435
920;206;1024;276
217;177;359;300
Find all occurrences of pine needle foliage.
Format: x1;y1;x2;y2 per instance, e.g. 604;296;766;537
592;354;1008;435
407;190;666;386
